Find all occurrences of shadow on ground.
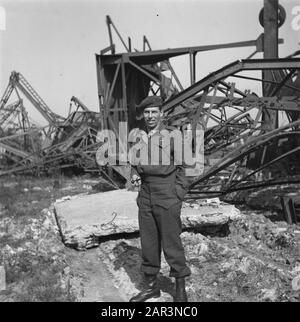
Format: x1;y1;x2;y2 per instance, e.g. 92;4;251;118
112;241;175;299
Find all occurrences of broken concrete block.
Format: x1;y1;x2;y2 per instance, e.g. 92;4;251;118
54;189;241;250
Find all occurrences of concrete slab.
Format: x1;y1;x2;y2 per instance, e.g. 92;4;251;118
54;190;241;250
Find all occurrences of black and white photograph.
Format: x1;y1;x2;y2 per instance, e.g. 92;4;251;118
0;0;300;306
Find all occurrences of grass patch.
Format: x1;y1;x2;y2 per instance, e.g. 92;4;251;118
4;253;75;302
0;174;100;302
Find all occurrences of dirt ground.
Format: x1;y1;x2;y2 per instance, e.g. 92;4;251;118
0;174;300;302
97;211;300;302
0;174;122;302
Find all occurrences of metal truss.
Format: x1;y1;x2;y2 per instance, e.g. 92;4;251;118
1;14;300;195
162;59;300;195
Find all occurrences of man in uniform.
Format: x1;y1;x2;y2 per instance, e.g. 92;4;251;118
129;96;191;302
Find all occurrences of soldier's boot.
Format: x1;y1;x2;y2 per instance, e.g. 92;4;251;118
174;277;188;302
129;274;160;302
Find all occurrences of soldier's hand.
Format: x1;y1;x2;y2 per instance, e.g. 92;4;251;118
131;174;141;187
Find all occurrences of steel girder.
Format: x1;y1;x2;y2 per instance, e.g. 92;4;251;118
163;58;300;113
159;57;300;195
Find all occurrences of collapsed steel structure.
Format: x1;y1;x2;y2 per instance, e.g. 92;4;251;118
96;5;300;194
163;57;300;195
1;1;300;195
0;71;104;177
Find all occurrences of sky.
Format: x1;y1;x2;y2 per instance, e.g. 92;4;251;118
0;0;299;125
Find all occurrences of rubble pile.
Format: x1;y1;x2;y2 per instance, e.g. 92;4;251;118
0;175;299;302
224;183;300;211
97;210;300;302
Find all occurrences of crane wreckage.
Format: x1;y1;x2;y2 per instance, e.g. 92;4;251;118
1;1;300;200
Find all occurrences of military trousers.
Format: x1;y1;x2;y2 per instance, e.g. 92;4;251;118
137;180;191;278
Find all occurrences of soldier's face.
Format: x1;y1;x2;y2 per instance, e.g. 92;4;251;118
143;106;163;130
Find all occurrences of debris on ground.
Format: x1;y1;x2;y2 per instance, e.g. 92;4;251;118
97;210;300;302
1;175;300;302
